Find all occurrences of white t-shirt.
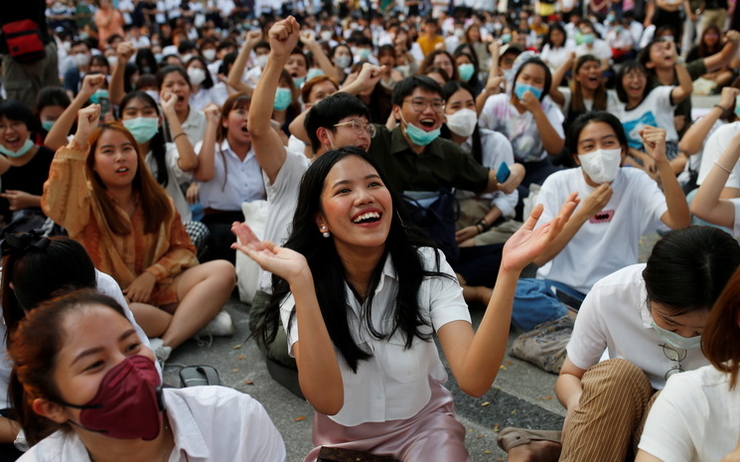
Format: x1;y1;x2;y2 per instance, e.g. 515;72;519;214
541;43;577;71
567;264;709;389
638;365;739;462
194;139;266;211
613;85;678;148
281;247;471;427
697;121;740;190
258;148;311;292
558;87;621;119
146;143;192;222
733;198;740;237
575;39;613;61
479;93;565;162
456;128;518;217
18;387;286;462
0;270;154;409
535;167;668;294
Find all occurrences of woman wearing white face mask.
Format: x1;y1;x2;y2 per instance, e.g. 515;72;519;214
507;111;690;333
185;56;217;112
440;81;523;247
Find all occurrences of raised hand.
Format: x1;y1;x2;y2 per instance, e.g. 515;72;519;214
74;104;101;145
79;73;107;99
231;222;310;282
719;86;740;110
203;103;220;125
245;29;263;49
641;125;668;163
579;182;612;218
160;91;178;117
501;193;578;272
116;41;136;62
299;30;319;49
268;16;301;59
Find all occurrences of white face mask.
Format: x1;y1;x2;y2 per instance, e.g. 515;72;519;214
107;55;118;68
75;52;91;67
320;31;333;41
254;54;268;68
181;53;194;63
202;49;216;61
445;108;478;138
578;147;622;184
187;67;207;85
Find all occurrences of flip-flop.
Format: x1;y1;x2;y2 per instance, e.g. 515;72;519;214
496;427;562;452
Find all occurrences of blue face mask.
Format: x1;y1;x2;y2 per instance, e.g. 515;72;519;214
514;83;543;101
501;33;511;44
306;68;325;80
293;76;306;88
122;117;160;143
582;33;595;45
457;63;475;82
274;87;293;111
0;137;35;158
89;89;109;104
401;115;440;146
734;95;740;119
650;320;702;350
358;48;372;60
41;120;55;132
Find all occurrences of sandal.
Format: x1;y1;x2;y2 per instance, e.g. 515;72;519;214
496;427;562;452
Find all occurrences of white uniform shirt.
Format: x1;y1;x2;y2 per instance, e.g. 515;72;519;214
258;148;310;293
567;264;709;389
281;247;471;426
456;128;518;217
535;168;667;294
613;85;679;147
639;365;740;462
733;198;740;237
18;387;286;462
146;143;192;222
697;121;740;190
194;139;266;211
179;107;207;147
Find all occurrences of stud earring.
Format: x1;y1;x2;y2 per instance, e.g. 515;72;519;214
321;226;330;238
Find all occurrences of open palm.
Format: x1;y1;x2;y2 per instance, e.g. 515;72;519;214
230;222;309;282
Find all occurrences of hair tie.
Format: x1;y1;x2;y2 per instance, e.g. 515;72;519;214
0;230;51;257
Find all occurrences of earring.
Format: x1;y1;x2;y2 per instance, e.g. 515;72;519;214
321;226;330;238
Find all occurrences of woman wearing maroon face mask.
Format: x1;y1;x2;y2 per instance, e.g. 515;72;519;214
8;290;286;462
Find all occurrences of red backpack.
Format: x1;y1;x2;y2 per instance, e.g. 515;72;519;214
2;19;46;63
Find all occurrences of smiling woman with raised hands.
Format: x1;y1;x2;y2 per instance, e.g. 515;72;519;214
231;146;576;461
41;104;235;363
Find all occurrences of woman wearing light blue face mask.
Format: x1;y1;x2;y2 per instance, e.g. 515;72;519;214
35;88;71;137
271;70;301;137
502;226;740;462
119;91;198;223
0;100;56;228
479;55;565;193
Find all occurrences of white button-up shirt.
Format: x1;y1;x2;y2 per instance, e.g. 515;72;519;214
281;247;471;426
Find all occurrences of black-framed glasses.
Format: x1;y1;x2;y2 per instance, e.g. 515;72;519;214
333;119;377;138
403;97;446;113
661;343;687;381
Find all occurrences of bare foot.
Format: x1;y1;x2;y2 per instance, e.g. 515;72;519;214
507;441;561;462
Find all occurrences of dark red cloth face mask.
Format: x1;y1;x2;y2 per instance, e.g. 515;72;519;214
57;355;164;440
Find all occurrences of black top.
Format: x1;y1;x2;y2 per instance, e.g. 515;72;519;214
0;146;55;222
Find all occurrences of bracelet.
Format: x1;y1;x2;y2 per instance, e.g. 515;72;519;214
476;223;484;234
714;104;728;111
173;132;187;141
715;161;733;174
477;219;491;232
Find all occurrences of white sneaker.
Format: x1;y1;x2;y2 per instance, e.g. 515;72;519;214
148;337;172;363
195;310;235;338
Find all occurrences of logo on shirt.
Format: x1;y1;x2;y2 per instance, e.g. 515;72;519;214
589;209;615;224
622;112;658;150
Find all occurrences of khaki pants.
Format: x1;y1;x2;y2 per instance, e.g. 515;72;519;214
698;9;728;39
456;197;522;245
560;359;657;462
2;41;60;108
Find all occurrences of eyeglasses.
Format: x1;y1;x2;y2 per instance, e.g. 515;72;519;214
333;119;376;138
661;343;687;381
403;97;446;113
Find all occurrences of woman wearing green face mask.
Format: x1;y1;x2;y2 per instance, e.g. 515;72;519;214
453;45;483;96
0;100;56;229
271;70;301;136
119;91;198;223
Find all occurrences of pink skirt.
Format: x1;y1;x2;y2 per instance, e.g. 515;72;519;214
305;378;469;462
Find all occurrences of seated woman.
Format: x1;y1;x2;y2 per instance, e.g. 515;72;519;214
636;266;740;462
232;146;576;461
440;81;522;247
690;125;740;236
0;234;154;460
8;289;286;461
0;101;56;231
41;104;236;362
511;112;690;331
686;25;737;91
194;94;266;264
502;226;740;462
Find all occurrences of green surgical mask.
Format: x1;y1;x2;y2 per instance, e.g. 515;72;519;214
457;63;474;82
274;88;293;111
401;115;440;146
0;138;34;158
122;117;159;143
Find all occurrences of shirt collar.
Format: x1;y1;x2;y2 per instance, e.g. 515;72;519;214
389;126;445;159
166;390;211;459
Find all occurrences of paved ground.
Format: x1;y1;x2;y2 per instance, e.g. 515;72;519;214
161;94;717;461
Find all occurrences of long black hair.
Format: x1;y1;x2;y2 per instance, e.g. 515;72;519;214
261;147;447;372
119;91;169;187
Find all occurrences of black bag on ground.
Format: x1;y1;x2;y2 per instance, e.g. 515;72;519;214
179;365;222;387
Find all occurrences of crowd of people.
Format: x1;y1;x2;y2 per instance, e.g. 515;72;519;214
1;0;740;460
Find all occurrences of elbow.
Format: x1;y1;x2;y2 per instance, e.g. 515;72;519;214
194;170;214;182
179;159;198;173
458;378;493;398
306;393;344;416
